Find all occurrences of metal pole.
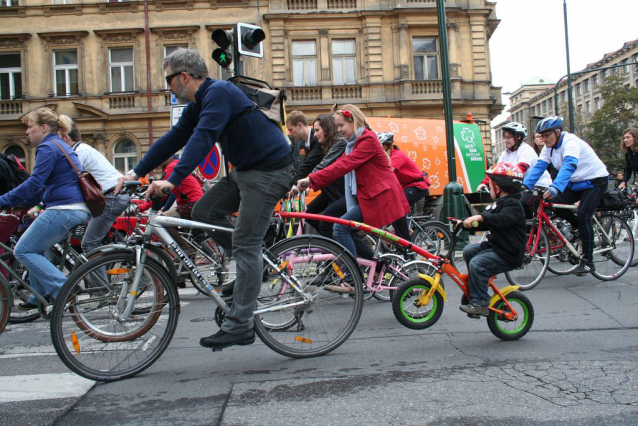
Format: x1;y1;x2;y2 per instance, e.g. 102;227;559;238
233;26;242;77
436;0;456;181
563;0;575;131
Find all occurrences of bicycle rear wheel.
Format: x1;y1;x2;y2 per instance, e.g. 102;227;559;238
255;236;364;358
591;214;634;281
411;221;453;257
50;251;179;382
505;223;549;290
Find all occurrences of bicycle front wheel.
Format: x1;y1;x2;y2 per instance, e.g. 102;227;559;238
255;236;364;358
505;224;549;290
50;251;179;382
591;214;634;281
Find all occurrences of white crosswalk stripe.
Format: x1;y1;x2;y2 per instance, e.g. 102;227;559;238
0;373;95;402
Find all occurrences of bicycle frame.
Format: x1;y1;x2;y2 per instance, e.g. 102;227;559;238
528;199;615;262
278;212;522;318
119;210;313;321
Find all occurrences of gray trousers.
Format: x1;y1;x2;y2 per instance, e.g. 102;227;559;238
191;164;293;333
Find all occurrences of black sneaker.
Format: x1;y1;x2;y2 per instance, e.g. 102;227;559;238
199;329;255;351
18;301;38;310
459;303;489;317
572;259;595;276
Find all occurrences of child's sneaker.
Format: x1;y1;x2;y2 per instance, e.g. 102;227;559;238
459;303;489;317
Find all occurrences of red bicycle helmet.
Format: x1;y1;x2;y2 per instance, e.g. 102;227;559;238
486;162;524;193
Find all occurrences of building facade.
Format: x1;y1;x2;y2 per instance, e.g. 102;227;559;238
502;38;638;145
0;0;504;172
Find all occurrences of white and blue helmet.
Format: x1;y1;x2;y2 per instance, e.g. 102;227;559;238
536;116;564;133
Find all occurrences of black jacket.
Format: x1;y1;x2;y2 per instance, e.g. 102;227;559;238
476;192;527;268
622;151;638;184
293;130;324;182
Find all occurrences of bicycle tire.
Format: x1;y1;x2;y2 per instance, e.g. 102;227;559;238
411;221;453;258
254;235;364;358
505;224;550;290
625;211;638;267
391;276;444;330
1;253;41;324
50;251;179;382
0;278;9;334
591;214;634;281
487;290;534;341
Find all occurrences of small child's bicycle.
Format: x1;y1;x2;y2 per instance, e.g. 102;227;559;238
391;219;535;341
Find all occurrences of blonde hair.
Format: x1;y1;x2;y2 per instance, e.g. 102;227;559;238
621;128;638;153
331;103;370;132
21;107;72;135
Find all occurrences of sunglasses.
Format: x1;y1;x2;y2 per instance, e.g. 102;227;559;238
165;71;184;86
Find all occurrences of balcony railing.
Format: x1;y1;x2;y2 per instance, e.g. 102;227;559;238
331;85;362;100
108;93;137;109
411;80;443;95
327;0;356;8
287;0;316;10
0;99;23;115
290;87;322;102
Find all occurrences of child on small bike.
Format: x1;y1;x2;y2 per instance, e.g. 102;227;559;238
459;162;527;317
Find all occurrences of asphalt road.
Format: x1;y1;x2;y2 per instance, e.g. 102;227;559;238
1;266;637;426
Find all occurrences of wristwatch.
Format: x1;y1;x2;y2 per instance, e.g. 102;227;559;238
126;170;139;180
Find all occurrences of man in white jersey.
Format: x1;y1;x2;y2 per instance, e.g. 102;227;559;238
61;122;130;255
523;116;609;276
477;122;551;216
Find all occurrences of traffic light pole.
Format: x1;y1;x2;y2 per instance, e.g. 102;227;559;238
233;32;241;77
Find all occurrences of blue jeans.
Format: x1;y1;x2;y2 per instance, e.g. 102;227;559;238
332;205;374;260
14;208;90;303
463;243;512;306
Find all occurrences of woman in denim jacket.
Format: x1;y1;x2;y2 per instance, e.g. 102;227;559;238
0;108;90;308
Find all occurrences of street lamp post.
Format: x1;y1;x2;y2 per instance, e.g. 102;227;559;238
563;0;575;132
436;0;467;230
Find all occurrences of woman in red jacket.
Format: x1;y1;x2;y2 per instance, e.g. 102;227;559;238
297;104;410;274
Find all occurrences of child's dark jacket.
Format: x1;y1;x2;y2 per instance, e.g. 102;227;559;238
475;193;527;268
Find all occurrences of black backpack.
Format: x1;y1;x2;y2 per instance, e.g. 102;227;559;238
0;153;30;196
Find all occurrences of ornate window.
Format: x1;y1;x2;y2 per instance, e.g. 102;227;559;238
331;39;356;85
292;41;317;86
110;48;134;92
54;50;78;96
112;139;138;173
0;53;21;100
412;37;439;81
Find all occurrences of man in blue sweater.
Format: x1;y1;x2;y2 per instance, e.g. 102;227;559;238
116;49;293;350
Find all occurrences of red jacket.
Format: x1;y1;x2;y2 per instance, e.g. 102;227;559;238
309;128;410;228
390;149;430;190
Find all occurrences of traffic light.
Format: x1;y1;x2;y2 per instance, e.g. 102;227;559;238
237;22;265;58
211;29;233;68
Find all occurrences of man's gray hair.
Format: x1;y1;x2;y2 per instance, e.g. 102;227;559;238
162;48;209;78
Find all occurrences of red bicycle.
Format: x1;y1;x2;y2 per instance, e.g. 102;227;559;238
505;191;635;290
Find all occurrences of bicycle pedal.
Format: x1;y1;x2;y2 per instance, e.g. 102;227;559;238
466;314;481;320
